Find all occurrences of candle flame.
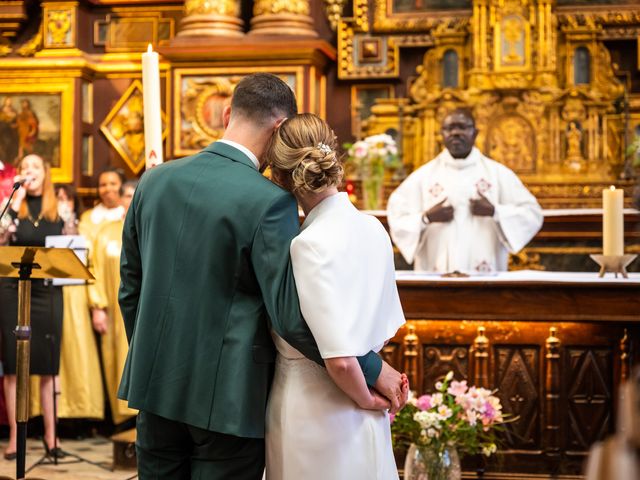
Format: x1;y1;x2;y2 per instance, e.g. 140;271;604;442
609;185;616;191
147;44;153;53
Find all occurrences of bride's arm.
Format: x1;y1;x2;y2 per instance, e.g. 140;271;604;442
325;356;392;410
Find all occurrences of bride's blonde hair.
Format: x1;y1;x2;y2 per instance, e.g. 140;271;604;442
265;113;343;194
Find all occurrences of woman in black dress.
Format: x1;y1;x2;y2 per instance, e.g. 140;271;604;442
0;154;64;459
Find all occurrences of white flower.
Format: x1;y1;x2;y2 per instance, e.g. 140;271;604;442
444;371;454;382
481;443;497;457
437;405;452;420
431;393;443;406
435;382;443;391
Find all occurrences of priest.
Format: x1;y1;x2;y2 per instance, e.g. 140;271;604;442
387;108;543;273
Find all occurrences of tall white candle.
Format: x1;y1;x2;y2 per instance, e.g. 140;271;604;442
142;44;163;169
602;186;624;256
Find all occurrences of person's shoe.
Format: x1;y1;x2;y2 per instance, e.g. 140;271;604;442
42;439;66;459
3;451;17;460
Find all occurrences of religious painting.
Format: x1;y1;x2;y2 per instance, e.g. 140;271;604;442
0;80;74;183
373;0;471;32
100;80;168;174
173;67;302;157
391;0;471;14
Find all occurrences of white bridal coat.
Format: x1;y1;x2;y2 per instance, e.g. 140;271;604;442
265;192;405;480
387;147;543;273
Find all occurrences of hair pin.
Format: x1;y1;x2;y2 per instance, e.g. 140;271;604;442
317;142;332;155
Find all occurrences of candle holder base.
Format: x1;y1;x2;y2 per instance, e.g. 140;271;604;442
589;254;638;278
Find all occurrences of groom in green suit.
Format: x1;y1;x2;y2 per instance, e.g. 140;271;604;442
118;73;407;479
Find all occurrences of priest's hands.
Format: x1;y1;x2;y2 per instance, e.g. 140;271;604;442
424;198;454;223
374;361;410;414
470;192;495;217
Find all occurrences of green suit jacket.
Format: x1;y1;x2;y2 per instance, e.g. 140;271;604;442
118;142;382;438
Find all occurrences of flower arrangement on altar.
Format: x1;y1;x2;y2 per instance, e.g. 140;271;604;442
344;133;400;210
392;372;506;480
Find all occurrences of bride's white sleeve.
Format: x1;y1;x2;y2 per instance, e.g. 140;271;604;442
290;232;404;359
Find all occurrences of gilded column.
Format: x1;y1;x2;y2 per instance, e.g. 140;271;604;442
472;326;490;388
403;324;419;391
249;0;318;37
178;0;244;38
544;327;561;457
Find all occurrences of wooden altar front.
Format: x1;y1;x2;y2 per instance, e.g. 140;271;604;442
384;271;640;478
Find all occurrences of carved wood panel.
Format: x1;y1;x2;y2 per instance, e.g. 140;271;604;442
422;345;469;392
494;346;540;450
564;347;614;452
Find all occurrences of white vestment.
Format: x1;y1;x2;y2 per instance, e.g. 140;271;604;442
387;147;543;273
265;192;405;480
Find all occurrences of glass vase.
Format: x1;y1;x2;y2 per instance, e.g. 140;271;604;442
403;444;461;480
361;174;384;210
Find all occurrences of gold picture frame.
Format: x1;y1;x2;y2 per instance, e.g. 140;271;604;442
372;0;471;33
100;80;168;174
0;80;75;183
173;67;304;158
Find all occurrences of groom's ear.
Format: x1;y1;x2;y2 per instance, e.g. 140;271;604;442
222;105;232;129
274;116;287;130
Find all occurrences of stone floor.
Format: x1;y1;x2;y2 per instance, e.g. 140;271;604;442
0;438;137;480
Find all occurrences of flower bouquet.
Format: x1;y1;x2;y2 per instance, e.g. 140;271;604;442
391;372;505;480
344;133;400;210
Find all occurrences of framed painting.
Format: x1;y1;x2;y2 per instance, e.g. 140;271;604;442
373;0;472;32
173;67;303;157
100;80;168;174
0;80;74;183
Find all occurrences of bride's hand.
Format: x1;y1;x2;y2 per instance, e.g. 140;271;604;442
363;389;391;411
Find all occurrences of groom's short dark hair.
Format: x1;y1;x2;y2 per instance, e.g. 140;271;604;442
231;73;298;126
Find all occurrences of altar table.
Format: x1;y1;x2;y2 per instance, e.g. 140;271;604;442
386;271;640;478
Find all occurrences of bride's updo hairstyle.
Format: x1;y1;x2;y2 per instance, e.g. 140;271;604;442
266;113;343;194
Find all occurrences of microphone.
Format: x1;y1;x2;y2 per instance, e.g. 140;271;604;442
13;177;31;189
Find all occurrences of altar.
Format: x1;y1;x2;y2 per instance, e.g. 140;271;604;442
385;271;640;478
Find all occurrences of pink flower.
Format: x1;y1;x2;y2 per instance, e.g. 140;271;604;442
389;412;396;423
447;380;468;397
416;395;432;411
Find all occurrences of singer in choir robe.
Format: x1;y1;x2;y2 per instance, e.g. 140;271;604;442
90;180;138;424
387;109;543;273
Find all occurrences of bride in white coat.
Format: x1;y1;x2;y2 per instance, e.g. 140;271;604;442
264;113;407;480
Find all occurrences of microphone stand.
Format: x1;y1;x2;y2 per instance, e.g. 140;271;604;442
0;180;23;221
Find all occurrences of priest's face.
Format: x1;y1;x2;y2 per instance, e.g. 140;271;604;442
441;112;477;159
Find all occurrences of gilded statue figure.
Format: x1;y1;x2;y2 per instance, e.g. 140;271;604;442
566;122;584;162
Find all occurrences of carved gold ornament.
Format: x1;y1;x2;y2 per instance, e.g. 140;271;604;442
323;0;347;31
47;10;72;46
185;0;238;17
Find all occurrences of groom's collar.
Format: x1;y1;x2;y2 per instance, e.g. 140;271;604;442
205;140;259;170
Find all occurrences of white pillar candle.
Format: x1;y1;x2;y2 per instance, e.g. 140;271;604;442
142;44;163;169
602;186;624;256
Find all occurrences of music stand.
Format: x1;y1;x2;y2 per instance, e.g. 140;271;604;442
0;246;93;480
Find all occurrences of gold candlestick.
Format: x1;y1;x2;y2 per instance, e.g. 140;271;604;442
589;254;638;278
